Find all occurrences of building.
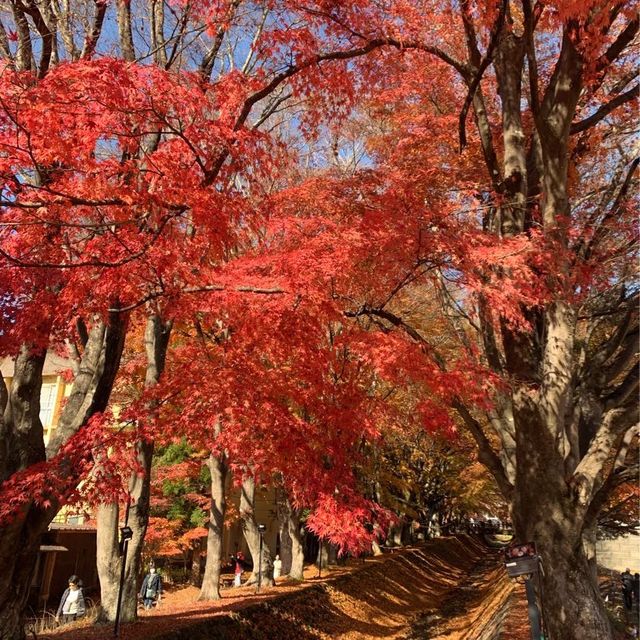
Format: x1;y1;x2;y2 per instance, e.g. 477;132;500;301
1;352;72;447
30;522;99;612
2;354;97;612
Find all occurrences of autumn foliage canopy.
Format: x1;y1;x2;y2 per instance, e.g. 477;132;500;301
0;0;637;563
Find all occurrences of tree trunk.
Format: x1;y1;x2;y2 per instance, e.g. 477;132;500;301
0;347;47;640
518;504;612;639
240;475;273;586
198;453;227;600
96;315;170;622
317;541;330;569
95;502;122;624
0;511;49;640
96;441;154;623
190;538;205;586
288;509;304;581
540;542;611;640
275;486;304;579
275;487;293;575
512;410;612;640
0;313;127;640
582;519;599;584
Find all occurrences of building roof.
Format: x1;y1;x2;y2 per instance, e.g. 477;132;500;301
49;522;97;532
1;352;73;378
40;545;69;552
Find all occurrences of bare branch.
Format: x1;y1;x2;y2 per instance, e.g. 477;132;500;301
10;2;33;72
199;0;241;80
458;0;508;151
21;0;54;77
595;14;639;75
586;424;639;526
51;0;79;60
108;283;286;314
604;365;639;410
0;18;15;68
80;0;108;60
571;84;639;134
453;399;514;499
582;157;639;260
204;37;468;186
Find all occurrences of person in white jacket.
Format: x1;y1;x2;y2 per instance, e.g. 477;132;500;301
55;575;86;625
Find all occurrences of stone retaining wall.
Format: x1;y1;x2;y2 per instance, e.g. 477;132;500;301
597;534;640;573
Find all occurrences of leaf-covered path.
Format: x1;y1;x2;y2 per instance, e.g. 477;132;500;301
39;536;521;640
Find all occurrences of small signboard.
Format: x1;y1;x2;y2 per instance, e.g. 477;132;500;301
504;541;539;577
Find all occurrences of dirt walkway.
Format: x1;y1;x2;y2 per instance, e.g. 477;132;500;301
38;536;512;640
405;553;513;639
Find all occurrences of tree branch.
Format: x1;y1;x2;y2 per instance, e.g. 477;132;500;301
21;0;54;78
458;0;508;151
453;400;513;499
604;365;639;410
116;0;135;62
10;2;33;72
572;407;639;512
80;0;108;60
199;0;240;80
571;84;639;134
107;283;286;313
0;18;15;68
585;424;638;526
203;37;468;186
595;14;639;74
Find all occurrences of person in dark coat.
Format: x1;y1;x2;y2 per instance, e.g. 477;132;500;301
55;575;86;625
621;568;634;611
140;566;162;609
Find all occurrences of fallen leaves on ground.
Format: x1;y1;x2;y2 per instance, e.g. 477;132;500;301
39;536;519;640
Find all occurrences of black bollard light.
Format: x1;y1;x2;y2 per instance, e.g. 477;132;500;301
257;523;266;592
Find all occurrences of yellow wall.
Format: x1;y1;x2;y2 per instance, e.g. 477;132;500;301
1;373;70;447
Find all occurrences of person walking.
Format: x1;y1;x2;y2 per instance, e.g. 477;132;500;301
140;566;162;610
621;568;634;611
232;551;245;587
273;554;282;580
55;575;86;625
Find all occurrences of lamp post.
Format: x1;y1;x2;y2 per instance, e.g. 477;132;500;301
257;523;266;592
504;542;544;640
113;522;133;638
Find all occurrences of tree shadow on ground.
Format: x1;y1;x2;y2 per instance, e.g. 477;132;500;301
39;535;499;640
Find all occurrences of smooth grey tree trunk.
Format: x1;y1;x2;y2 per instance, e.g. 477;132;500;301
95;502;124;622
198;452;227;600
288;508;305;581
240;475;273;586
275;487;304;580
275;487;293;575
